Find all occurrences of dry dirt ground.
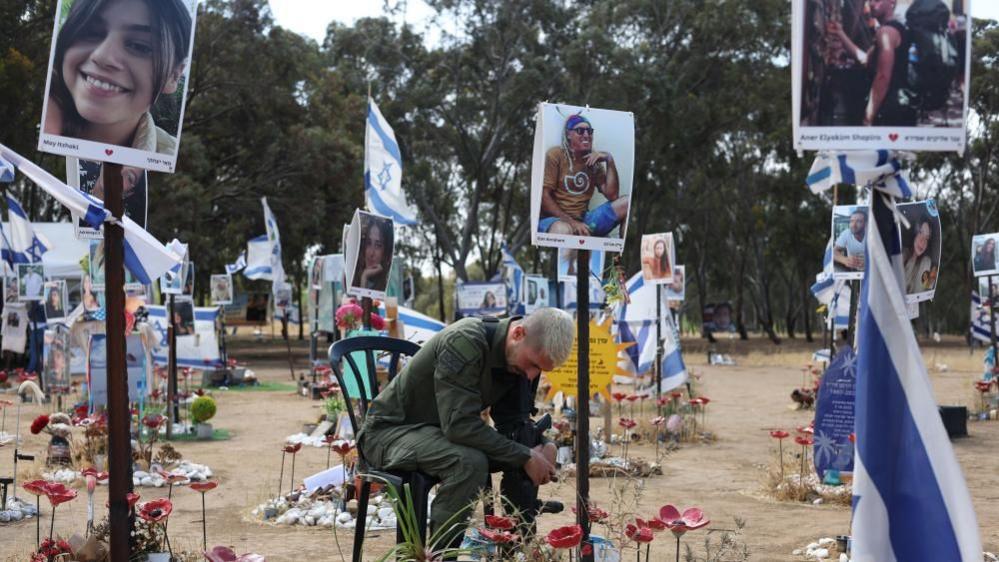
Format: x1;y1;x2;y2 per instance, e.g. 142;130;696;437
2;334;998;561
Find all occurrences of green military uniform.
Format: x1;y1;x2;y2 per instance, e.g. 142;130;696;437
357;317;531;530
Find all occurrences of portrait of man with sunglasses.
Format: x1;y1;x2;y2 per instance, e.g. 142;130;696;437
538;113;630;237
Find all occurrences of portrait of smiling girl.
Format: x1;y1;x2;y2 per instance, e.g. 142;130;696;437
42;0;193;156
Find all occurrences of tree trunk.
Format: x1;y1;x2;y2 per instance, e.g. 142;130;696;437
296;277;304;341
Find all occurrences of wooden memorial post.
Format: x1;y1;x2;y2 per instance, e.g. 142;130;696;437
166;293;177;438
655;283;663;399
989;276;997;362
103;164;132;562
575;249;593;562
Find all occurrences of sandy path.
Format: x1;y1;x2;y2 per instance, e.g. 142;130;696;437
2;338;997;561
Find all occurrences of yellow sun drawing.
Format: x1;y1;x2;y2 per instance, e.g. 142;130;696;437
544;317;635;401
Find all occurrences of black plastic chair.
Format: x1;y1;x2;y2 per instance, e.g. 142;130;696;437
328;336;439;562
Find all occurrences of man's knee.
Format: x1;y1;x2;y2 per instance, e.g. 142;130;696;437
549;220;573;235
453;447;488;479
612;195;630;218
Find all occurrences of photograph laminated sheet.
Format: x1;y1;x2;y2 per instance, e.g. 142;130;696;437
557;248;605;282
971;232;999;278
524;275;549;314
530;102;635;252
831;205;869;280
37;0;200;172
560;277;605;311
897;200;941;303
44;280;68;323
146;305;223;368
89;239;105;289
43;329;71;391
791;0;972;152
210;273;232;305
456;281;508;317
159;259;189;295
640;233;675;284
173;298;195;336
66;157;147;238
345;209;395;300
87;334;146;409
703;302;736;334
666;264;686;302
3;276;17;305
17;263;45;301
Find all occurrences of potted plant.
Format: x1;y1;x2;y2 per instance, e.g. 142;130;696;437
191;396;217;440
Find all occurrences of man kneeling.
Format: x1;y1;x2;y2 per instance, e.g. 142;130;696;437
357;308;574;544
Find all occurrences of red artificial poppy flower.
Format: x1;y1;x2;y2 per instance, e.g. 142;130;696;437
670;391;682;399
142;414;165;429
190;481;218;493
689;398;704;407
283;443;302;454
618;418;637;430
43;483;78;506
108;492;142;510
611;392;627;403
81;467;109;481
330;440;354;456
484;514;515;530
975;381;992;393
30;414;50;434
658;505;710;537
697;396;711;405
0;371;6;384
656;396;669;407
546;525;583;549
625;522;654;543
769;430;790;440
626;394;639;403
22;479;48;497
796;425;814;435
0;399;13;408
137;498;173;523
645;517;668;531
572;505;610;522
204;546;266;562
370;314;387;331
479;527;519;543
194;389;206;397
794;435;813;447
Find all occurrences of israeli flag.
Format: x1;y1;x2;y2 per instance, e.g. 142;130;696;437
4;194;50;264
365;99;417;225
806;150;912;199
810;239;836;305
970;292;992;344
852;193;981;561
226;249;247;275
261;197;286;293
616;273;687;392
243;234;273;280
0;145;179;284
830;281;851;331
0;158;13;183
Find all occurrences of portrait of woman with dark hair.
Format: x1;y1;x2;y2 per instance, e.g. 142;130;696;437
42;0;194;155
352;215;394;292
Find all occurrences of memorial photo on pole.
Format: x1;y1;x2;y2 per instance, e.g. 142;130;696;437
531;102;635;252
44;329;71;391
702;302;736;334
971;233;999;278
792;0;971;152
640;232;675;284
666;264;686;302
159;259;188;295
17;263;45;301
89;239;106;289
557;248;605;281
44;280;68;323
832;205;869;280
173;298;194;336
456;281;508;317
210;274;232;305
345;210;395;299
898;199;941;303
525;274;549;314
3;276;17;305
37;0;200;172
67;157;148;238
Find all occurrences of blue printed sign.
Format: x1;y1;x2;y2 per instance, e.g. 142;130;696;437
813;346;856;476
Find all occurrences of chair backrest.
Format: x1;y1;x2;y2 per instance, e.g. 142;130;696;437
328;336;421;440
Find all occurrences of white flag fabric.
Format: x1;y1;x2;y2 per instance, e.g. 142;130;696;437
243;235;272;280
806;150;912;198
261;197;286;294
365;99;417;225
970;292;993;344
616;273;688;391
225;250;247;275
851;174;981;561
5;194;50;264
0;144;180;284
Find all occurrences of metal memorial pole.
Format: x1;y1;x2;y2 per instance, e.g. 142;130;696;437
989;276;997;362
655;284;663;399
103;164;132;562
361;296;372;331
575;249;593;562
167;293;178;438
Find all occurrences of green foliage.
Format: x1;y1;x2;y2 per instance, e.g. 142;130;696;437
323;393;346;421
191;396;217;424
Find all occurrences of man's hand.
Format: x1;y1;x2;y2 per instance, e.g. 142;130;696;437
567;219;591;236
583;151;610;167
524;445;556;486
848;255;864;270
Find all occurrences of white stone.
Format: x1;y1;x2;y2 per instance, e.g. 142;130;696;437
812;548;829;559
366;505;376;515
0;511;10;522
806;543;819;551
304;515;316;526
337;512;352;524
818;538;835;548
839;555;849;562
377;507;394;521
812;498;824;505
134;471;149;479
9;510;23;521
792;549;802;556
140;477;154;486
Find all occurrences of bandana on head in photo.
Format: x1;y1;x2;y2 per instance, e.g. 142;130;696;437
565;114;591;132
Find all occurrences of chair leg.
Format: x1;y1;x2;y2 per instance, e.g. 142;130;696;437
414;480;431;547
353;480;371;562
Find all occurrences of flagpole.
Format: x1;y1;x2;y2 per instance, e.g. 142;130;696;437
989;275;997;362
655;284;663;400
167;293;177;438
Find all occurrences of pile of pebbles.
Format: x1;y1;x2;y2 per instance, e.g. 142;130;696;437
0;497;38;523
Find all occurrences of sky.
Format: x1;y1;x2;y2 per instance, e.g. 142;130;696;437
268;0;999;44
